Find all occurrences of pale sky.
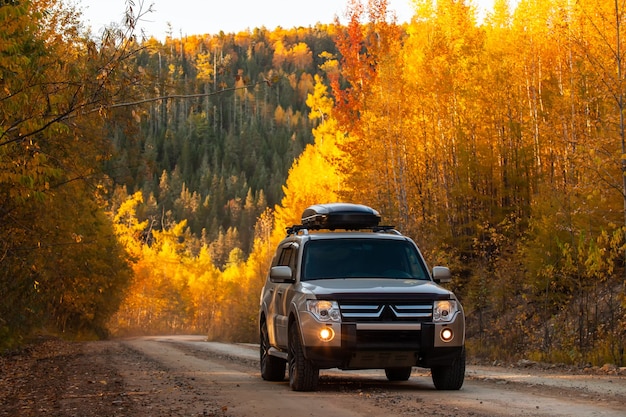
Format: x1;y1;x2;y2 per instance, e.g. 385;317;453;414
75;0;501;40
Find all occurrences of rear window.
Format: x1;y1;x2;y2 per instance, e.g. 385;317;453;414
301;239;428;281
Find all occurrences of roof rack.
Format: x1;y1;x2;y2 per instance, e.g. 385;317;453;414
285;224;399;236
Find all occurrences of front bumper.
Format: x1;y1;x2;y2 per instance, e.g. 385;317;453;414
298;311;465;369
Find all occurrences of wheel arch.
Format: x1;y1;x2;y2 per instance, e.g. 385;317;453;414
288;310;304;346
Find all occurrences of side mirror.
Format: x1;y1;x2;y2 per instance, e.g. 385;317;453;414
432;266;451;284
270;265;295;283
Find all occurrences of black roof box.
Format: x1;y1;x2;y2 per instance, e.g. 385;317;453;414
301;203;381;230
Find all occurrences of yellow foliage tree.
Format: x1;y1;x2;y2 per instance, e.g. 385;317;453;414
272;75;345;241
0;0;140;346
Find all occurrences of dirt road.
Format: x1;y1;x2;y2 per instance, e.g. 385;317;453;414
2;335;625;416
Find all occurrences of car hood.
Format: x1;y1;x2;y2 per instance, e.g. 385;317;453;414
298;278;453;301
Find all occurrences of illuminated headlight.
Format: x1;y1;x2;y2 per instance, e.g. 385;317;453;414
306;300;341;322
433;300;458;322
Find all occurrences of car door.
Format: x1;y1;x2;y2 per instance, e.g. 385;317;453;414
269;242;298;348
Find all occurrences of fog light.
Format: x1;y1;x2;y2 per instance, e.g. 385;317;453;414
441;328;454;342
319;326;335;342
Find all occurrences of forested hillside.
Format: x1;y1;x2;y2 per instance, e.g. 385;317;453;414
1;0;625;366
103;23;339;262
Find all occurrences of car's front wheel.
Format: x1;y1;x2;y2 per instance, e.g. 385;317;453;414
260;320;286;381
431;348;465;390
288;322;319;391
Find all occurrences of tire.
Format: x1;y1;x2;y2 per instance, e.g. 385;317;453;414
385;367;412;381
260;320;286;381
288;322;319;391
431;348;466;390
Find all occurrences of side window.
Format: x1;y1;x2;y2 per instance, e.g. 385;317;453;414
276;244;298;272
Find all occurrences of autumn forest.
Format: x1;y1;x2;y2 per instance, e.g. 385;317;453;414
1;0;625;366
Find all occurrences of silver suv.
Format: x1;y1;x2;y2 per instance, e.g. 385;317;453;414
259;203;465;391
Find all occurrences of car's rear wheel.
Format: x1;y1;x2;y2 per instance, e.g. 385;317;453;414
431;348;465;390
260;320;286;381
385;367;412;381
288;322;319;391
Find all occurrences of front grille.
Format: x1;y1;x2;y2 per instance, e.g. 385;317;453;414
339;302;433;322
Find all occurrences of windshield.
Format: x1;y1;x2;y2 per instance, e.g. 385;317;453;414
301;239;429;281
